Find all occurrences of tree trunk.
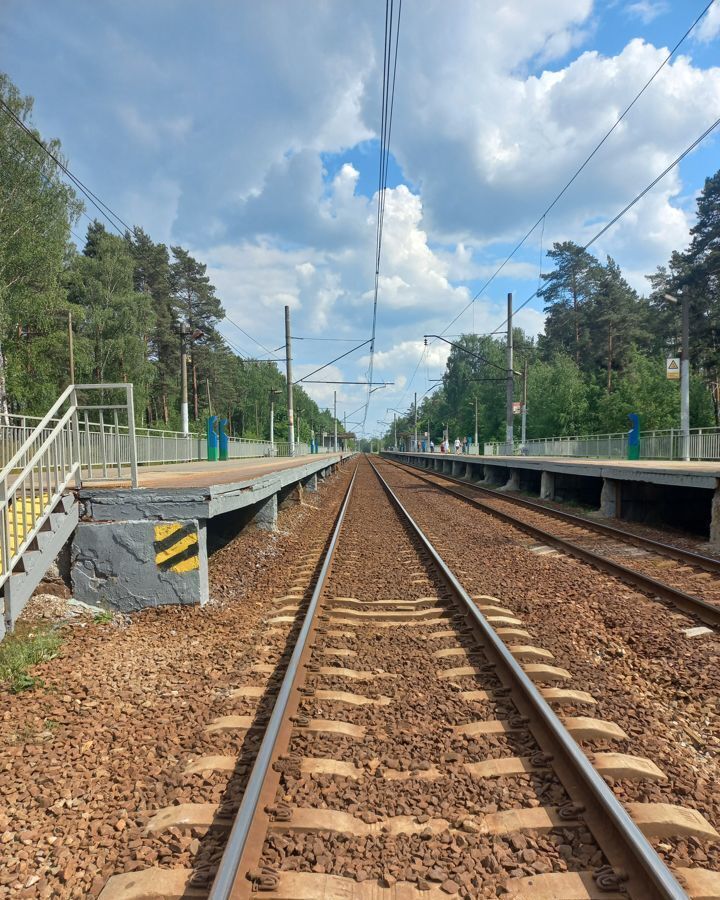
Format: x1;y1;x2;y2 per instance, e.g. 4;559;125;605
607;326;613;393
162;389;169;425
192;357;199;421
0;342;10;425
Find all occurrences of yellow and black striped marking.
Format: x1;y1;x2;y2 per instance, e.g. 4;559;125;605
154;522;199;574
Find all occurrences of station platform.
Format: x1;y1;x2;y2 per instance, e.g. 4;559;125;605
71;452;352;614
85;453;332;490
384;451;720;545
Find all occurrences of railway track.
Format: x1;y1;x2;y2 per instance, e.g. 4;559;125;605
383;456;720;630
100;455;719;899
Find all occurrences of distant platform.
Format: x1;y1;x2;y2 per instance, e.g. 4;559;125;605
384;451;720;544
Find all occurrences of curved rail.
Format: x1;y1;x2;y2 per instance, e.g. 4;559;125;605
384;456;720;629
208;463;358;900
368;457;686;899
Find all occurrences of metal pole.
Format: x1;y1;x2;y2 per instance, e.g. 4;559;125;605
270;400;275;454
506;292;514;449
68;311;75;385
333;390;338;452
180;323;189;436
474;397;478;451
681;293;690;461
414;392;418;451
394;412;397;450
126;384;139;488
521;358;528;449
285;306;295;456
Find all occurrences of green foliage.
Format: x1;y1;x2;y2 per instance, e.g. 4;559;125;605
0;626;61;693
0;72;343;443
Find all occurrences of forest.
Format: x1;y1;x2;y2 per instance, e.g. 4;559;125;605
0;74;340;444
382;171;720;449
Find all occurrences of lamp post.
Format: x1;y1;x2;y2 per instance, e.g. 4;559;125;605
664;292;690;461
269;388;280;456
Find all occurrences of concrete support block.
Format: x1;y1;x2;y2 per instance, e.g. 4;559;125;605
303;473;318;493
600;478;620;518
540;470;555;501
710;484;720;548
71;518;209;613
504;469;520;491
254;493;278;531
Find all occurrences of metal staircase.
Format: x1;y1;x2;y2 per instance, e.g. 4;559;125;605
0;384;138;638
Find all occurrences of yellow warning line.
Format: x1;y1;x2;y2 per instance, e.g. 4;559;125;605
155;532;198;565
171;555;200;574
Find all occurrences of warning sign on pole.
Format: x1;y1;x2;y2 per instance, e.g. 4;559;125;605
512;401;521;414
666;358;680;380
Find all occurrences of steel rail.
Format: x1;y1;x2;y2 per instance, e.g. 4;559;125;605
208;463;358;900
385;457;720;629
390;455;720;574
368;456;687;900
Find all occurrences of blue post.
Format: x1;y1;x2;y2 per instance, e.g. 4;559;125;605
627;413;640;460
219;418;229;461
207;415;219;461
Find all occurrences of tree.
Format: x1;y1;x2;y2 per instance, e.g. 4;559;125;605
170;247;225;423
538;242;603;366
0;73;81;415
66;225;155;414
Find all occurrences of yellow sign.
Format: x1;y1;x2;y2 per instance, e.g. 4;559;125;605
666;358;680;380
154;522;199;573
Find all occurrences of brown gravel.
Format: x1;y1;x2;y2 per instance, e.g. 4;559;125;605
0;464;351;899
256;457;609;896
378;457;720;879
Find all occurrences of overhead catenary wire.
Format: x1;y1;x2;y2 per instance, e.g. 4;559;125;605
492;114;720;334
362;0;402;430
434;0;718;341
294;339;372;385
222;314;281;360
0;97;132;236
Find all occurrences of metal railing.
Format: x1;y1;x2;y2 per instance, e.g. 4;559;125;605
0;413;319;476
0;384;137;596
483;426;720;461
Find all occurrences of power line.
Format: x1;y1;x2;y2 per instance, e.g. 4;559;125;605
435;0;718;340
494;114;720;333
222;314;280;360
294;339;372;385
0;97;132;236
363;0;403;430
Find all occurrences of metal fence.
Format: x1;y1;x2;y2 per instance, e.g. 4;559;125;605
483;427;720;461
1;405;316;481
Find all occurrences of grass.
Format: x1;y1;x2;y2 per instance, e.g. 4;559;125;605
0;626;62;693
93;610;114;624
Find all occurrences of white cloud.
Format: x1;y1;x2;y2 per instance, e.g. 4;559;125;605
696;4;720;42
624;2;669;25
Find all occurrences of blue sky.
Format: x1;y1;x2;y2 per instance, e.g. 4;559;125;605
1;0;719;436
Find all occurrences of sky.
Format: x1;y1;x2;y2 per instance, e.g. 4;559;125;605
1;0;719;438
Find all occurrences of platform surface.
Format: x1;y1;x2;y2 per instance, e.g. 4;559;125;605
388;451;719;489
87;453;335;490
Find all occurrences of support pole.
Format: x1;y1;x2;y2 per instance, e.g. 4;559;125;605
506;292;514;450
333;390;338;452
474;397;478;452
414;391;418;451
180;323;189;436
521;358;528;450
285;306;295;456
68;311;75;385
394;413;397;450
681;293;690;461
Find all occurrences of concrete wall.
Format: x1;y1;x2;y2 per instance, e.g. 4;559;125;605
72;518;209;612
